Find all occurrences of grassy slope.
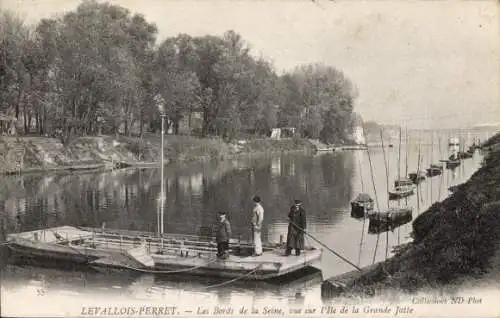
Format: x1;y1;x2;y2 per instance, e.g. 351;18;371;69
0;135;314;173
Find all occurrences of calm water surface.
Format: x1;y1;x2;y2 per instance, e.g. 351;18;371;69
0;132;487;314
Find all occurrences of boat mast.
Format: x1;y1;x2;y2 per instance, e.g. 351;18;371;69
416;134;421;174
158;110;166;236
438;134;443;200
361;125;381;265
358;156;365;193
405;126;409;177
430;131;434;203
380;130;390;260
398;126;402;182
380;129;390;201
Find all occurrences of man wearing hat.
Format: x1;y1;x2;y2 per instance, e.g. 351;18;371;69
216;211;232;259
285;199;307;256
251;195;264;256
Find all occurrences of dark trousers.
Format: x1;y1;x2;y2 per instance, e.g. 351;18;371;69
217;241;229;257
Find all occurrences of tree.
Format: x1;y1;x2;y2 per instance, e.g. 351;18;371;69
34;0;158;142
155;36;200;134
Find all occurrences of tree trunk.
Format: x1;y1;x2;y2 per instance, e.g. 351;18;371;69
39;111;44;135
139;110;144;137
23;110;28;135
174;120;180;135
202;108;209;137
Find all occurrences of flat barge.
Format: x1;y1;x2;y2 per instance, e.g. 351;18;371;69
6;226;322;280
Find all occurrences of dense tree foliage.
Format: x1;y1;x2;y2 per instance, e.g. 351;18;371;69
0;1;357;144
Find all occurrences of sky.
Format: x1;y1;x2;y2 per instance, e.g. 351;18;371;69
1;0;499;129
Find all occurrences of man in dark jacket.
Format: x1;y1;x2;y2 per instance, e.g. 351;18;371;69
216;211;232;259
285;200;307;256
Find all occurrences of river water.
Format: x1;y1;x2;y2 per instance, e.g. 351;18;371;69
0;132;489;316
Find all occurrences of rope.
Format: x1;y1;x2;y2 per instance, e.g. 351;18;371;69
380;129;390;260
363;124;381;265
203;264;263;289
288;220;362;271
96;257;220;274
45;228;95;263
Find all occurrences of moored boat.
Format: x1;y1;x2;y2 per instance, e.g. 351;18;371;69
350;193;374;218
448;137;460;147
426;163;443;177
388;184;415;200
457;151;473;159
367;207;413;223
6;226;322;280
394;178;413;188
368;210;413;234
408;171;426;184
446;156;461;169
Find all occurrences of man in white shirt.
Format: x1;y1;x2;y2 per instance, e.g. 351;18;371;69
251;195;264;256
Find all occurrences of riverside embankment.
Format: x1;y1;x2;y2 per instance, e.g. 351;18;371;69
322;132;500;298
0;134;316;175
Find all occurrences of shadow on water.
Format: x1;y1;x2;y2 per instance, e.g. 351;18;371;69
2;256;323;298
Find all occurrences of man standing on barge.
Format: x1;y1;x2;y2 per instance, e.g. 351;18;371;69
251;196;264;256
216;211;231;259
285;199;307;256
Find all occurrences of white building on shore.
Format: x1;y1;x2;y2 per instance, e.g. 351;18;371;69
349;113;366;145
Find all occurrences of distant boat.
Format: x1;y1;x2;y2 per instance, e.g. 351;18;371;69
408;171;426;184
368;207;413;223
426;163;443;177
368;209;413;234
394;178;413;188
350;193;374;218
388;185;416;200
448;137;460;147
390;127;414;200
457;151;473;159
446;158;461;170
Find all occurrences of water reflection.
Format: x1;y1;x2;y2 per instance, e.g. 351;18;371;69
0;133;485;306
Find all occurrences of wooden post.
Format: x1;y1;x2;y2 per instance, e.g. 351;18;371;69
120;235;123;250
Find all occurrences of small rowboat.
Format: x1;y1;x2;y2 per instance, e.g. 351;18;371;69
368;211;413;234
427;163;443;177
388;185;415;200
446;158;461;170
394;178;413;188
457;151;473;159
367;207;413;224
6;226;322;280
350;193;374;218
408;171;426;184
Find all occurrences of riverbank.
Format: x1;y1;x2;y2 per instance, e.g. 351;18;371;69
0;134;315;175
322;133;500;298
